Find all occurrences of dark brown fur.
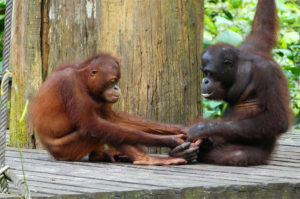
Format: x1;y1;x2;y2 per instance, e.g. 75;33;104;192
177;0;292;166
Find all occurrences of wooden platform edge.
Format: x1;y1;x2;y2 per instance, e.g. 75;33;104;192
20;182;298;199
0;193;19;199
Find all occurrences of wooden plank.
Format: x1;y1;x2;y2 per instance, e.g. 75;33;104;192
5;154;298;190
10;171;161;192
0;193;19;198
6;153;277;182
6;149;300;182
3;130;300;198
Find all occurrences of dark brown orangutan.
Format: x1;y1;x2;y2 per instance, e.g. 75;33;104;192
171;0;293;166
30;53;198;165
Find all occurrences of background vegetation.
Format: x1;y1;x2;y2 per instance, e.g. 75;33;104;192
203;0;300;128
0;0;298;127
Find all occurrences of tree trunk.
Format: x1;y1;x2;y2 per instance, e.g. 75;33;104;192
9;0;204;150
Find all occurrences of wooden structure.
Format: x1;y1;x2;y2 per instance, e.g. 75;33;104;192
0;0;30;197
9;0;204;148
2;130;300;198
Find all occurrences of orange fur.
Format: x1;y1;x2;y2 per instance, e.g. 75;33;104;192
30;53;187;165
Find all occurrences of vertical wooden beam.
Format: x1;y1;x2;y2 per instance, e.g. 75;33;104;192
95;0;204;125
9;0;42;148
46;0;204;125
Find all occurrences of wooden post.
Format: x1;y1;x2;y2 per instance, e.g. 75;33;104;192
9;0;43;148
9;0;204;149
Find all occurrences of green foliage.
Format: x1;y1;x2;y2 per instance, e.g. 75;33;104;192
202;98;227;118
215;30;243;45
203;0;300;128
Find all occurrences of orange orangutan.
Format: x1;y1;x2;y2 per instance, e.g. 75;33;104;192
30;53;198;165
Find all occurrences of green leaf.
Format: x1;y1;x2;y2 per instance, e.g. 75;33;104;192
215;30;243;45
284;15;296;23
222;8;233;20
283;32;300;44
232;0;242;8
204;15;217;34
203;37;212;50
215;16;233;26
204;30;213;40
207;100;224;109
273;49;292;57
282;66;300;76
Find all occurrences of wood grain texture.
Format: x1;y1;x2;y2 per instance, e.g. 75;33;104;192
46;0;204;125
96;0;204;125
9;0;43;148
5;130;300;198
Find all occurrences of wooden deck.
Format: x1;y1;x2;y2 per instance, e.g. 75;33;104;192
3;130;300;198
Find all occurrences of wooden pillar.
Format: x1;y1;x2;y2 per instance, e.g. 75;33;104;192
9;0;43;148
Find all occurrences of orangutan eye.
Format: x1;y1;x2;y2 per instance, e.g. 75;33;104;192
204;71;212;77
91;70;97;75
108;79;118;87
